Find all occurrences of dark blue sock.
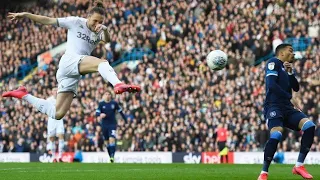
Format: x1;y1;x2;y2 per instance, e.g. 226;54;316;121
262;138;279;172
108;143;116;158
106;145;111;157
298;126;315;163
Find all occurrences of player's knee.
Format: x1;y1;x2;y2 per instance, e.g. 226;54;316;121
301;120;315;131
55;115;63;120
270;126;283;133
270;129;283;141
109;138;115;144
55;111;65;120
58;134;64;140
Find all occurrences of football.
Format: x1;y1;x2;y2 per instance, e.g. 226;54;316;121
206;50;228;70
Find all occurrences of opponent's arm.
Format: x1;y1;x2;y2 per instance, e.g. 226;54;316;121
288;74;299;92
96;102;102;117
8;12;57;25
284;62;299;92
119;110;127;123
96;102;107;118
291;95;303;112
116;103;127;123
266;75;292;99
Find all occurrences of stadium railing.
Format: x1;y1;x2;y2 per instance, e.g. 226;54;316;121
111;48;155;67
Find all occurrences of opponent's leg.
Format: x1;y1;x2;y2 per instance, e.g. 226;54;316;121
79;56;140;94
108;137;116;163
292;118;315;179
258;126;283;180
297;119;315;166
263;127;283;172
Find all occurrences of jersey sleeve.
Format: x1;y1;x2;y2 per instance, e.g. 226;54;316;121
115;102;123;112
46;96;56;105
57;16;78;29
265;60;279;77
96;102;102;116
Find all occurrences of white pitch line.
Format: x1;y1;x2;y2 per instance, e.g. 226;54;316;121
0;168;32;171
16;169;101;173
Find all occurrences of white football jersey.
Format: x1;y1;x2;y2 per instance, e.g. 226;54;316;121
57;16;102;56
47;96;56;105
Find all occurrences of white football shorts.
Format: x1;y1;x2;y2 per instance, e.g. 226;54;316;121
47;117;65;137
56;53;87;97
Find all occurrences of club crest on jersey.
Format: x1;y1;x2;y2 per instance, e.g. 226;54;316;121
270;111;276;117
268;62;275;70
102;106;106;109
111;104;115;109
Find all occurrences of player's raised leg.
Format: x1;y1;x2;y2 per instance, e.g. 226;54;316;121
79;56;141;94
2;88;73;120
54;92;74;119
292;118;315;179
258;126;283;180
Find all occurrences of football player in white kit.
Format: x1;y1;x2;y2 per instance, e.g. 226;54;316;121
46;88;65;162
3;1;141;121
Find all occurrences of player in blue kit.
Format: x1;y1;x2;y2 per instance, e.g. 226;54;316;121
258;44;315;180
96;91;127;163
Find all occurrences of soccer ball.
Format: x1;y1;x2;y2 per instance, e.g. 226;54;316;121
206;50;228;70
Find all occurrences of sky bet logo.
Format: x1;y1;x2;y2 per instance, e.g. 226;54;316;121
183;153;201;164
172;153;201;164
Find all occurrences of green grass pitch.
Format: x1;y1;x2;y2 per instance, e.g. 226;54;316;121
0;163;318;180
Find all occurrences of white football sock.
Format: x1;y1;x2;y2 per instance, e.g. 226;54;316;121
46;141;52;151
260;171;268;174
51;140;56;159
295;162;304;167
58;139;64;158
23;95;56;119
98;62;122;86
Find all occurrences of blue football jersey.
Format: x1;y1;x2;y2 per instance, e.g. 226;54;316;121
96;100;122;126
264;57;299;106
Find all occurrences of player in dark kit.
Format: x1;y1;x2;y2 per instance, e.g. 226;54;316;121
96;91;127;163
257;44;315;180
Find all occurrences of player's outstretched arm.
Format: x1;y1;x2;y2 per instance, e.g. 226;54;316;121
8;12;57;25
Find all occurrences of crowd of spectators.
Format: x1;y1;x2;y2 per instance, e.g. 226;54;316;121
0;0;319;153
